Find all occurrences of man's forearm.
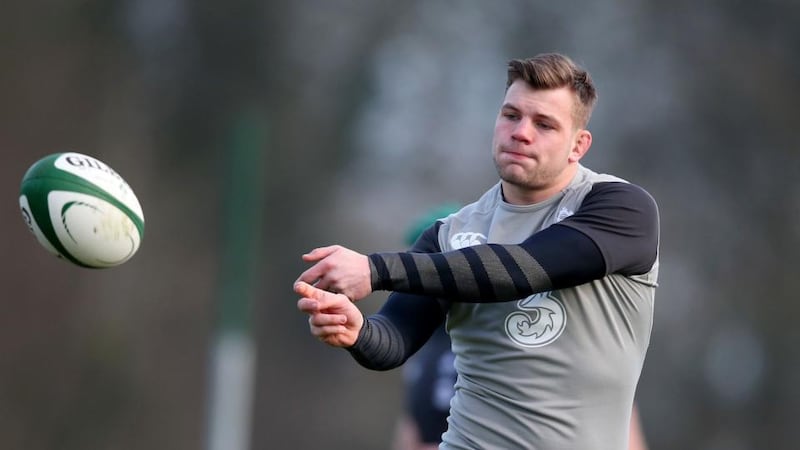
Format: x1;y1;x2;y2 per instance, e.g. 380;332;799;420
369;242;555;302
347;315;408;371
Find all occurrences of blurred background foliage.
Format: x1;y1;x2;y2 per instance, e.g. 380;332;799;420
1;0;799;449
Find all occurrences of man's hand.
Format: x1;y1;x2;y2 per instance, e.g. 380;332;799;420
296;245;373;301
295;281;364;347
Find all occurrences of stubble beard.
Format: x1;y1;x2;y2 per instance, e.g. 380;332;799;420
493;155;552;191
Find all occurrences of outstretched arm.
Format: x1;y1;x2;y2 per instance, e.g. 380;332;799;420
298;182;658;302
370;182;658;301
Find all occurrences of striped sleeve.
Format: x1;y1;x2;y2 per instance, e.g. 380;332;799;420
368;182;659;302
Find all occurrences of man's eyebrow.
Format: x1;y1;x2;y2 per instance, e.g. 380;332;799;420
500;103;563;127
501;103;557;119
533;112;558;123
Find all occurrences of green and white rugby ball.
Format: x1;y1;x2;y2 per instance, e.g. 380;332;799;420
19;152;145;268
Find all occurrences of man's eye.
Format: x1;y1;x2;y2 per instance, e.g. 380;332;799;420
503;112;519;120
537;122;554;130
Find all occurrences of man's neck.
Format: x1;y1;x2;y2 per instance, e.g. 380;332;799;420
501;167;579;206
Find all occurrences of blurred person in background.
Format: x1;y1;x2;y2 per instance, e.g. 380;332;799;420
296;53;659;449
391;204;460;450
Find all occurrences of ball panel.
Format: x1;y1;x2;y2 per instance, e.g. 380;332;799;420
52;153;144;222
48;191;141;268
19;177;78;264
19;194;62;258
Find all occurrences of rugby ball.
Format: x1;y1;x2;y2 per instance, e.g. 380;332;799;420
19;152;145;268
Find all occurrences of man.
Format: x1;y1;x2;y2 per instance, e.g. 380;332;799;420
296;53;659;449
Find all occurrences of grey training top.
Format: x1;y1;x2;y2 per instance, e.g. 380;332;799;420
352;165;659;449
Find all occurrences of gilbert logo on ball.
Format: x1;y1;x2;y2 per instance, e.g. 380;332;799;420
19;152;145;268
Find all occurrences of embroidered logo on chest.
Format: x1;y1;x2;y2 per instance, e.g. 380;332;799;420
504;292;567;347
450;232;487;249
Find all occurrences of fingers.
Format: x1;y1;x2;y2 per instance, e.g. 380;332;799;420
301;245;340;263
296;246;342;285
296;246;372;303
296;296;347;330
296;297;319;314
297;245;342;289
301;306;349;345
295;282;347;312
297;295;346;328
295;264;323;286
307;311;347;329
294;280;322;299
295;259;336;287
294;281;336;305
296;277;362;348
297;288;352;347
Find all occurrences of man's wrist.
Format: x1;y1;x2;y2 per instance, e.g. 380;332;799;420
367;253;390;291
346;312;370;350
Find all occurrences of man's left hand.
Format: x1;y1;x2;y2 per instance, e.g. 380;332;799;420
296;245;373;301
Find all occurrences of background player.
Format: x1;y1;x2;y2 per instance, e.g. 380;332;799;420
391;204;460;450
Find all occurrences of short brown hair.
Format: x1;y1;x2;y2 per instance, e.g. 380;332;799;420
506;53;597;128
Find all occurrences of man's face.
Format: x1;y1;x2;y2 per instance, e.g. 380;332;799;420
491;81;589;204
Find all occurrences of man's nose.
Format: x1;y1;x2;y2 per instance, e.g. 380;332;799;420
511;120;534;144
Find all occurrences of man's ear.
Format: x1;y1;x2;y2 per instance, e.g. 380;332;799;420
568;129;592;163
